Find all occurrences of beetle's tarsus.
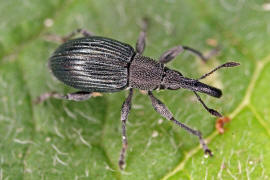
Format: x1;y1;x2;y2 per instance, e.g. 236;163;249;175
118;160;125;170
204;149;213;157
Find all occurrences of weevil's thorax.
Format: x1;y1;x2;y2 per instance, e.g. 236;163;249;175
129;54;164;90
160;68;184;90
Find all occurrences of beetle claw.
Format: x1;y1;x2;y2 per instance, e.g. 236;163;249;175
204;149;213;157
118;160;125;170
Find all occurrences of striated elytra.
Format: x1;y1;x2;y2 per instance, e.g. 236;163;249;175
37;26;240;170
49;36;134;93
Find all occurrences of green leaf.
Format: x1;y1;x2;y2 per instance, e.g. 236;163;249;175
1;0;270;179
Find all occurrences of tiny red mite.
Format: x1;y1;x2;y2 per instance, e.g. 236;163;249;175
216;117;231;134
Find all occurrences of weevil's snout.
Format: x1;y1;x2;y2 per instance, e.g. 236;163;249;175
191;80;222;98
161;68;222;98
177;77;222;98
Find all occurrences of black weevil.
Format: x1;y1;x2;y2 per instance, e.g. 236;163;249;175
36;22;239;170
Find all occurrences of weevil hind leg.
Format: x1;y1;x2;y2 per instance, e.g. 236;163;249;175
136;18;148;55
44;28;94;43
62;28;94;42
34;91;93;104
148;91;213;156
119;89;133;170
159;45;220;64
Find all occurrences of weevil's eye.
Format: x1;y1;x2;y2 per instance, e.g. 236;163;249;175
176;71;183;76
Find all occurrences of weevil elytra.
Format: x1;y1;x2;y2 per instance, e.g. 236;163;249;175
36;22;239;170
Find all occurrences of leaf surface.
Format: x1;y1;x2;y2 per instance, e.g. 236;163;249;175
1;0;270;179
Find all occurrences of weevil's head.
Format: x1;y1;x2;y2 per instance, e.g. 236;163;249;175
160;67;222;98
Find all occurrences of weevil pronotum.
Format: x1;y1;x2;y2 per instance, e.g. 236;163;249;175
36;20;239;170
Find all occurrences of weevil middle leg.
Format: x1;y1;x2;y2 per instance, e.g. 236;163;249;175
119;89;134;170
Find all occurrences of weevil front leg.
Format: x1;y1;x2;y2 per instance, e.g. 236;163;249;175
34;91;93;104
119;89;133;170
159;45;220;64
148;91;212;156
136;18;148;55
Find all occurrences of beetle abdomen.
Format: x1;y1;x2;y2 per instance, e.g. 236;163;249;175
49;36;135;92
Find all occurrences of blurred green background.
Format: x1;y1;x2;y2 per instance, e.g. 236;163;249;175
1;0;270;179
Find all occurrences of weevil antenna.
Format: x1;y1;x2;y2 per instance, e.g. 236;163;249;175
193;91;222;118
198;62;240;80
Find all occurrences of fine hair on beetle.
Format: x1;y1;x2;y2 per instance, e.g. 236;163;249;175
36;20;240;170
